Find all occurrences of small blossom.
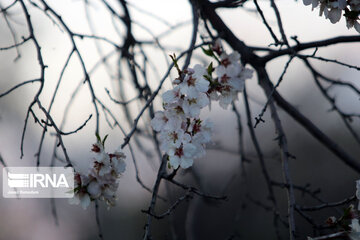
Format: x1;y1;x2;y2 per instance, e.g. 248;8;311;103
239;67;254;81
110;151;126;175
325;216;337;225
159;129;191;152
182;92;210;118
218;88;238;109
151;111;168;131
350;219;360;240
151;110;183;132
87;180;102;198
168;143;197;169
179;64;209;98
216;65;243;91
94;155;112;176
69;191;91;210
162;86;181;104
191;118;213;144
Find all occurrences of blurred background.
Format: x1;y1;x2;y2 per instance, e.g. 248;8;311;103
0;0;360;239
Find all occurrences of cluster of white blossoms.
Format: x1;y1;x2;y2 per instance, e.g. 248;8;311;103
209;40;253;109
303;0;360;33
308;213;360;240
307;198;360;240
151;40;253;169
69;137;126;209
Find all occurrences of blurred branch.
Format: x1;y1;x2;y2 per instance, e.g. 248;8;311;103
263;35;360;62
298;195;356;212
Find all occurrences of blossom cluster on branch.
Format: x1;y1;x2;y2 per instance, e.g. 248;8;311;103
303;0;360;32
307;205;360;239
151;40;253;169
307;182;360;239
69;135;126;209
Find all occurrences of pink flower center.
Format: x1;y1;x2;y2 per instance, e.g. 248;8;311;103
74;173;81;185
175;147;184;157
220;74;230;83
193;122;201;134
91;144;101;153
94;161;105;172
187;76;196;86
175;105;184;114
170;132;179;143
212;45;222;55
221;58;231;67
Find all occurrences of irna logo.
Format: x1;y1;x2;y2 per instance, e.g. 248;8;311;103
7;172;69;188
3;167;74;198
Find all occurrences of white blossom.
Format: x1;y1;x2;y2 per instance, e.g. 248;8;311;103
151;111;182;132
110;151;126;175
69;191;91;210
304;0;360;29
216;65;243;91
150;40;251;169
182;93;209;118
218;87;238;109
159;129;191;152
168;143;197;169
87;180;102;198
162;86;181;104
191;119;213;144
179;64;209;98
350;219;360;240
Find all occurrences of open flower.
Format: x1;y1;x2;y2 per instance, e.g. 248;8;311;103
182;92;210;118
110;151;126;175
216;64;244;91
168;143;197;169
218;86;238;109
69;191;91;209
191;118;213;144
94;152;111;176
159;129;191;152
87;180;102;198
162;86;182;104
179;64;209;98
219;52;241;68
151;110;183;132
